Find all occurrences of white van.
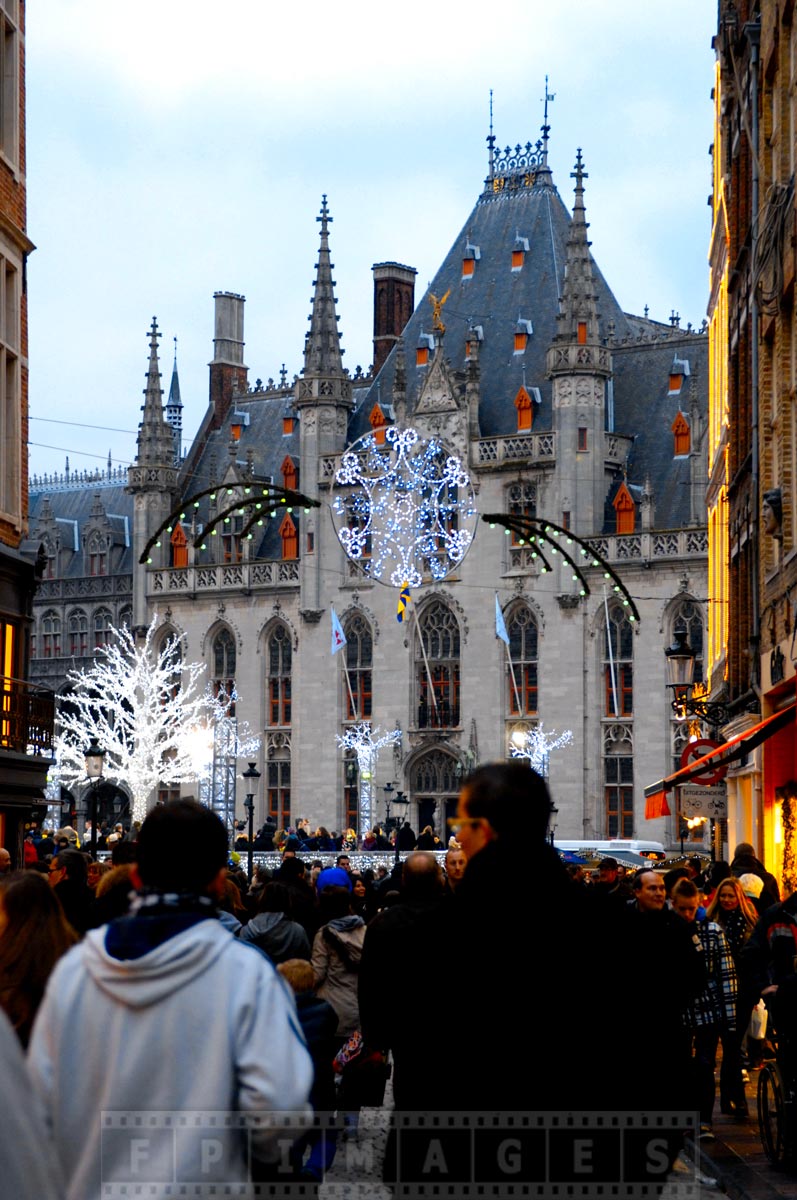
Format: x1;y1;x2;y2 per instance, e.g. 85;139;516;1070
554;839;666;862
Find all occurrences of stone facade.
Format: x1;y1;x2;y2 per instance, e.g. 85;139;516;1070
128;131;710;844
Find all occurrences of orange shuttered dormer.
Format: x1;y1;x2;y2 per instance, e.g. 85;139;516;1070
171;522;188;569
369;403;388;445
671;411;690;456
613;482;636;535
280;513;298;560
514;385;533;431
281;455;298;491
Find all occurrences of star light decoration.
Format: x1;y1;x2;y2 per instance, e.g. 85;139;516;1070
510;723;574;777
336;721;403;833
331;427;478;588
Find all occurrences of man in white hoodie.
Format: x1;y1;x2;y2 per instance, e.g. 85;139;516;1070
28;798;313;1200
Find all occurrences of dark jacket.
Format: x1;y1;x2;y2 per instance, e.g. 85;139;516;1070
239;912;311;964
730;852;780;910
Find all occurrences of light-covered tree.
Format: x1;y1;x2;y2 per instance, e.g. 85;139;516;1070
54;616;259;823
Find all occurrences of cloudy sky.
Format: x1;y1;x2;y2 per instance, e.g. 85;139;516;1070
27;0;716;480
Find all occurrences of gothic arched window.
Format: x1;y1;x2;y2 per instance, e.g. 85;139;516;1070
68;609;88;657
93;608;112;649
267;624;292;727
42;611;61;658
212;628;236;704
416;602;460;729
86;532;107;577
507;605;538;715
343;613;372;719
604;604;633;716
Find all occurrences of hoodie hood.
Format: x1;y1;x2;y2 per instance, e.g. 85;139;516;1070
82;919;231;1009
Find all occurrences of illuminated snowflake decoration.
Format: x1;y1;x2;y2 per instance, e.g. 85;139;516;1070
336;721;403;834
510;723;574;777
331;427;477;587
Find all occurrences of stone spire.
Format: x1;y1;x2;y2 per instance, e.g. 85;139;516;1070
303;196;345;378
294;197;352;432
165;337;183;464
552;150;603;348
135;318;175;467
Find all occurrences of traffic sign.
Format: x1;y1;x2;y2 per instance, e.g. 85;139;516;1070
679;784;728;819
679;738;727;786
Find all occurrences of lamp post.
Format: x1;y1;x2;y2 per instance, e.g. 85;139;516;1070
383;781;396;832
664;631;730;726
241;761;261;885
392;789;409;864
84;741;105;861
549;804;559;847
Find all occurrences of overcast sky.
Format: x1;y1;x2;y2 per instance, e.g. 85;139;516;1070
27;0;716;480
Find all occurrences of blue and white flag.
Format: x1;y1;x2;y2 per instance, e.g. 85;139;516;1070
331;607;347;655
495;593;510;645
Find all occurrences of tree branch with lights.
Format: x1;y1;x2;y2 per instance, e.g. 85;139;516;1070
336;721;403;833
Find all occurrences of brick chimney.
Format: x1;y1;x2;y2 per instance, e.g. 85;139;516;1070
372;262;416;376
209;292;248;429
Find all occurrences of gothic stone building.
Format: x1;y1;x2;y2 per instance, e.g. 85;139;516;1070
126;131;710;842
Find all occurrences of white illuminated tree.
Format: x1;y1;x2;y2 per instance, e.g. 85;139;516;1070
336;721;402;832
510;723;574;777
53;616;259;823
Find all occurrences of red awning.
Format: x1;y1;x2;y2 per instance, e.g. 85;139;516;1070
644;701;796;820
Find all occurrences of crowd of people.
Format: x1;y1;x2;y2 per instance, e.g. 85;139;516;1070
1;771;796;1197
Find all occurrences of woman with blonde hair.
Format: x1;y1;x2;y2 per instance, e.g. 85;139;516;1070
706;875;759;1116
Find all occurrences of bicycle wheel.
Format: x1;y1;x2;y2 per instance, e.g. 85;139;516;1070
758;1063;787;1166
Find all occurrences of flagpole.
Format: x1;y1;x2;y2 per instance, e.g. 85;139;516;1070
506;645;522;716
414;609;440;722
604;586;619;717
342;660;358;719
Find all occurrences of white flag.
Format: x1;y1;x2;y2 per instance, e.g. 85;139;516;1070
495;594;510;645
331;607;347;655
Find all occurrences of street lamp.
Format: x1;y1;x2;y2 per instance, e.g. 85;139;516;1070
84;741;105;861
383;781;396;831
549;804;559;847
664;631;729;726
392;789;410;864
241;762;261;884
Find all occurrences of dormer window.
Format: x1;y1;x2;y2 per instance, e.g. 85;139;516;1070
86;532;107;577
171;522;188;569
281;455;298;491
613;482;636;535
668;355;690;395
462;240;480;280
465;325;483;359
577;322;588;345
514;385;533;432
514;317;533;355
283;416;295;435
416;331;434;367
280;513;298;560
369;403;388;445
672;411;690;456
511;236;529;271
230;411;249;441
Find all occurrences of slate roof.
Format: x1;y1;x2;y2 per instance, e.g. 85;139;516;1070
28;482;135;578
359;173;637;439
611;332;708;530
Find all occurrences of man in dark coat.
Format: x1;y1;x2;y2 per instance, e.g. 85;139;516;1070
396;822;416;850
730;842;780;909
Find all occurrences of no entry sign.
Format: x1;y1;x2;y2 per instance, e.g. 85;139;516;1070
679;738;727;786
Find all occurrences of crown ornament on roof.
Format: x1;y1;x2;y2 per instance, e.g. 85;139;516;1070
485;77;555;194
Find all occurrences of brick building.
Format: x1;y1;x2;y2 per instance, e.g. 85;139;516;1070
0;0;54;862
707;2;797;885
